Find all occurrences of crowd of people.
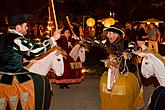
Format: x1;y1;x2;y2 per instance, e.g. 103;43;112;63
124;22;162;52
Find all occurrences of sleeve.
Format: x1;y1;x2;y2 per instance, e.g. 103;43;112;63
13;37;52;57
157;29;160;35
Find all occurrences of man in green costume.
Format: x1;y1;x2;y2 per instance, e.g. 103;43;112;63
0;13;60;73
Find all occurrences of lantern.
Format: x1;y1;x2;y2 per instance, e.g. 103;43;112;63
155;22;159;26
103;18;115;27
86;18;95;27
147;22;150;25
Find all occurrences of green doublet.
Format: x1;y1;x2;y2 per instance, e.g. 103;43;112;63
0;33;25;73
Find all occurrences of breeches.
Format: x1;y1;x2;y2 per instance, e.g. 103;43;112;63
148;41;158;52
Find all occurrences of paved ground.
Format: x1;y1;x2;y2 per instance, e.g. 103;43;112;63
49;77;100;110
142;85;155;110
49;76;155;110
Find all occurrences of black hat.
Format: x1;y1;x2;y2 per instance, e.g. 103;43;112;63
61;26;71;34
8;14;33;26
103;26;125;36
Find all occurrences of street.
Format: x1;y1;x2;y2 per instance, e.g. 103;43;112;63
49;76;155;110
49;77;100;110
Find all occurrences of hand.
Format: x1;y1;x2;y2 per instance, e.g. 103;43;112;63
23;58;29;63
68;42;73;48
53;30;61;41
123;52;129;60
72;34;79;40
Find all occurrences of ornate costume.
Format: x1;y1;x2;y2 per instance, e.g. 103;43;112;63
0;14;57;109
57;34;72;54
54;29;84;88
0;30;52;73
104;37;125;56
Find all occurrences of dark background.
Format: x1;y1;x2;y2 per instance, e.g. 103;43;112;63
0;0;165;24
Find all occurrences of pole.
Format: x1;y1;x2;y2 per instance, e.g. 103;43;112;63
50;0;58;30
82;15;91;31
66;16;75;36
48;7;51;21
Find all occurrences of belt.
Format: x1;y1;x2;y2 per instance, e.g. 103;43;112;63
0;72;31;84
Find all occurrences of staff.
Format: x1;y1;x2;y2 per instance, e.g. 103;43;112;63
66;16;83;41
50;0;58;30
66;16;76;36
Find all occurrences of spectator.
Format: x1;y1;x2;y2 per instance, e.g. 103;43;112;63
137;23;148;41
146;23;160;52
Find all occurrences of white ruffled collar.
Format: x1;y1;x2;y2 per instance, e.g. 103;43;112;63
8;29;24;37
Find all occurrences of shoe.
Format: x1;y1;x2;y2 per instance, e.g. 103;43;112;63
64;85;70;89
59;85;64;89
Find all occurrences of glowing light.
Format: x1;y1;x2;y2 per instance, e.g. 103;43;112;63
147;22;150;25
47;26;52;31
81;69;86;73
103;18;115;27
155;22;159;26
86;18;95;27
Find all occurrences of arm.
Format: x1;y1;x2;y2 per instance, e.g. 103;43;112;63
13;31;60;57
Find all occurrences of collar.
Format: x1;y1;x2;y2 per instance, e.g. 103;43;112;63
8;29;24;37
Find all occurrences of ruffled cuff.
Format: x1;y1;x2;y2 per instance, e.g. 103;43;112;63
48;37;57;47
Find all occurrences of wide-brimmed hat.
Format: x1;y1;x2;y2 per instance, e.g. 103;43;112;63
8;13;33;26
103;26;125;36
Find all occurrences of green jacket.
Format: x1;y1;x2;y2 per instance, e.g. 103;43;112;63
0;31;51;73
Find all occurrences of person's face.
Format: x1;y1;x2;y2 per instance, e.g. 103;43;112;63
64;30;70;37
149;24;154;28
141;24;146;28
125;23;131;29
107;31;118;43
20;23;28;35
